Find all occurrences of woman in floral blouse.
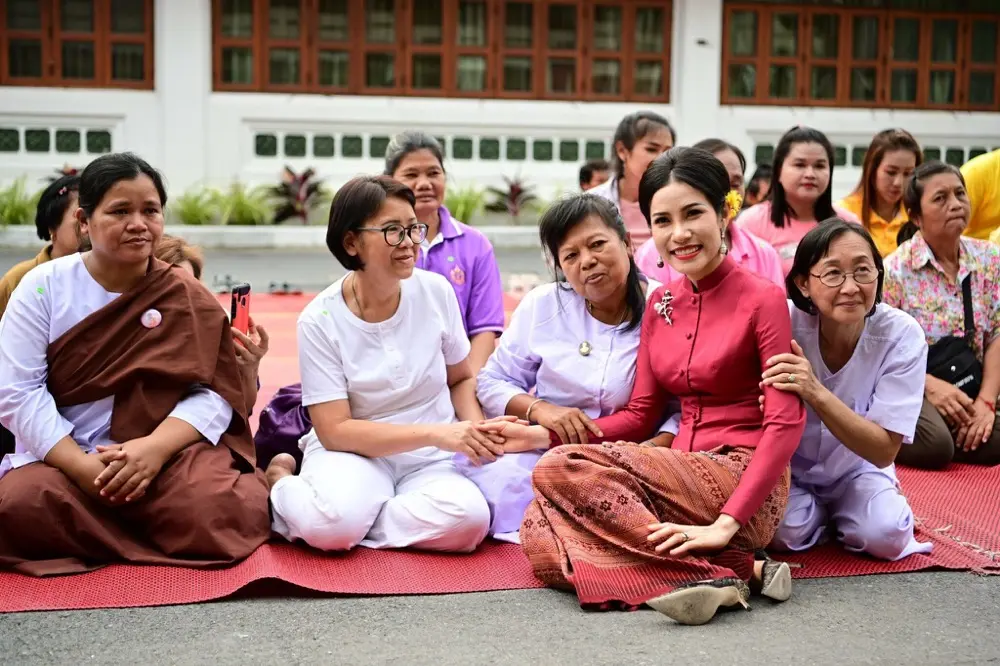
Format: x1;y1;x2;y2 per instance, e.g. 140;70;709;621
883;161;1000;469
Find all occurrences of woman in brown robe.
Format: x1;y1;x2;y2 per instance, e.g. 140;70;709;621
0;152;270;576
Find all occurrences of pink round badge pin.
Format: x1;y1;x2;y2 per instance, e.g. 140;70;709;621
141;308;162;329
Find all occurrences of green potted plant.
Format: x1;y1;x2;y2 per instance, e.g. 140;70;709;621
169;187;222;226
485;176;540;225
214;182;273;226
444;185;485;223
269;166;330;225
0;178;37;227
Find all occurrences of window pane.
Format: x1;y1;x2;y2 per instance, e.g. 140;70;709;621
503;56;532;91
370;135;390;158
769;65;796;99
318;0;349;41
8;40;43;78
62;41;95;79
111;0;145;33
771;13;798;57
221;0;254;38
111;43;145;80
834;145;847;167
811;14;838;59
924;147;941;161
533;139;553;161
852;16;879;60
890;69;917;102
850;67;876;101
269;48;300;84
969;147;987;160
255;133;277;156
458;1;487;47
0;129;20;153
547;58;575;93
931;19;957;64
559;140;579;162
25;129;51;153
945;148;965;166
729;11;757;57
548;4;576;50
635;8;664;53
507;138;527;160
585;141;605;160
365;52;394;87
342;135;363;157
61;0;94;32
453;137;473;159
971;22;998;64
851;146;867;167
285;134;306;157
436;137;447;153
412;54;442;89
366;0;395;43
929;70;954;104
727;63;757;99
970;71;996;106
592;59;621;95
314;135;336;157
893;19;919;62
222;47;253;83
56;129;81;153
269;0;300;39
810;66;836;100
505;3;533;48
634;61;664;96
456;55;487;91
480;138;500;160
593;6;622;51
755;144;774;165
413;0;442;45
318;50;349;87
7;0;42;30
85;129;114;153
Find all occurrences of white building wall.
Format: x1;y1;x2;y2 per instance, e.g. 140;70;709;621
0;0;997;201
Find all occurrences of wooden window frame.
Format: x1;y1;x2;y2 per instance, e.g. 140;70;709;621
721;2;1000;112
212;0;671;102
0;0;154;89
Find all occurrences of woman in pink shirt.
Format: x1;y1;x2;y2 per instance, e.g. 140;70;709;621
636;139;784;288
590;111;676;249
740;126;860;275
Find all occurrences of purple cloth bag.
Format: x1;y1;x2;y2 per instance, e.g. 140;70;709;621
253;382;312;471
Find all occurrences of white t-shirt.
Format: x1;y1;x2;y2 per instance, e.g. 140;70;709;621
297;269;472;435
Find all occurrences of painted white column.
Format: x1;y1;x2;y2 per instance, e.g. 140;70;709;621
155;0;212;191
670;0;724;145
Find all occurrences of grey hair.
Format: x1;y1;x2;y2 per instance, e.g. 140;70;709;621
384;131;446;176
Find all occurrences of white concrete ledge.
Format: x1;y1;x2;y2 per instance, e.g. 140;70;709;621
0;224;542;250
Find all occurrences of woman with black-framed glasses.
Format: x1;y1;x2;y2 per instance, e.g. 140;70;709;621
265;175;509;554
762;219;932;563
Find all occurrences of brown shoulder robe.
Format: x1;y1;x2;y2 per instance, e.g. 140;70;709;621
0;258;270;576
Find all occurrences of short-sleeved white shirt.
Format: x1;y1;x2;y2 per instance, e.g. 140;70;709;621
297;269;472;436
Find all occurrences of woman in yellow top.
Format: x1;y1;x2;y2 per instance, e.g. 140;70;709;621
837;129;922;257
963;149;1000;242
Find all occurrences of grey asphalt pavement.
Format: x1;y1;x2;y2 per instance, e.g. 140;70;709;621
1;248;998;665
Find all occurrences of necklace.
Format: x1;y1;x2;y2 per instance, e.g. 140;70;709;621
350;273;401;322
580;300;628;356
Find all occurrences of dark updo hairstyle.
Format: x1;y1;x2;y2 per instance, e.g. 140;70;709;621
769;126;837;228
693;138;747;175
326;175;416;271
787;218;883;318
895;160;966;246
77;152;167;219
611;111;676;180
539;193;645;332
35;174;80;241
384;131;445;177
638;146;731;225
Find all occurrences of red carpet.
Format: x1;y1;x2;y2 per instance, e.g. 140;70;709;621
0;293;995;613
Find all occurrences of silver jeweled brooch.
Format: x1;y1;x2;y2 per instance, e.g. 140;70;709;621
653;290;674;326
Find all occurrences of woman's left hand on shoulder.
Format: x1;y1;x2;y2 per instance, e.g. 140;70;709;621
761;340;820;404
955;399;996;452
233;317;269;372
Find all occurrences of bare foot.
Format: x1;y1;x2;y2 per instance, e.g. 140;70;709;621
265;454;297;489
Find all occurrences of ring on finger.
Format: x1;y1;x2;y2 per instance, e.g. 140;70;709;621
680;532;690;542
788;373;796;383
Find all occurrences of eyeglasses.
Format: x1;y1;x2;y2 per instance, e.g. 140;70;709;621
811;266;880;288
358;223;429;247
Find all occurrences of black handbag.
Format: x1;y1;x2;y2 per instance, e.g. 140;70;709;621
926;275;982;399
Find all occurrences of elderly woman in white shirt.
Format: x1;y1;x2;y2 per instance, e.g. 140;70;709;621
458;194;678;542
266;175;505;553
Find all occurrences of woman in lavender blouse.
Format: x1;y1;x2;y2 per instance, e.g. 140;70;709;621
457;194;678;543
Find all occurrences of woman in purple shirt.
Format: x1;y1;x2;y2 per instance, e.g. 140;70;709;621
385;132;505;373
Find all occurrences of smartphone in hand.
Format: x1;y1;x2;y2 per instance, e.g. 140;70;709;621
230;283;251;335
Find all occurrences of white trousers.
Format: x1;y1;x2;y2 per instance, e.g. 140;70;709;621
270;433;490;553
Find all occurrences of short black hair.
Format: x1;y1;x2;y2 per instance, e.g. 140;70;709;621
611;111;676;179
692;138;747;175
35;174;80;241
579;159;610;187
384;131;445;177
78;152;167;218
325;175;416;271
638;147;730;224
539;193;645;332
786;217;884;317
